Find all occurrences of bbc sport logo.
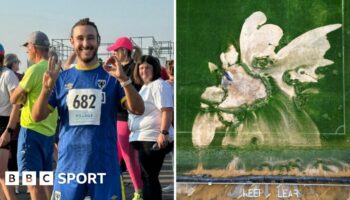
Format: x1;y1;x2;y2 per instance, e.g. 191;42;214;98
5;171;106;185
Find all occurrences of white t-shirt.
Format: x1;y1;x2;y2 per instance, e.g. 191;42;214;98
0;67;19;116
129;78;174;142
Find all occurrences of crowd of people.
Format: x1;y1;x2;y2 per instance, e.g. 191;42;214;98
0;18;174;200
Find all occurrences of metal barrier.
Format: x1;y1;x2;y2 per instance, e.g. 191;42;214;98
51;36;173;65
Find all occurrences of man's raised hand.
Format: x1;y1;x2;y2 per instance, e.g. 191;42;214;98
103;56;128;82
43;56;61;91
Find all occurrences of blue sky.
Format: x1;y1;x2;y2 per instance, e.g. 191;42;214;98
0;0;174;72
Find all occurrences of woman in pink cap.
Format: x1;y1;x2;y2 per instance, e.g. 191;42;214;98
107;37;143;200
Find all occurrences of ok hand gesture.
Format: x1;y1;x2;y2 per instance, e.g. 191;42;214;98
103;56;128;82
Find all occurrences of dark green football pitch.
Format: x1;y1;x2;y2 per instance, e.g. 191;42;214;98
176;0;350;175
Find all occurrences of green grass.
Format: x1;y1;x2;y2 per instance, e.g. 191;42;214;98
176;0;350;174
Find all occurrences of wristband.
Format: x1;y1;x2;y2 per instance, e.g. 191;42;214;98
120;78;132;88
7;127;14;135
161;130;169;135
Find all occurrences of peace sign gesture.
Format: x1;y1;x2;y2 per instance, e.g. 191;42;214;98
103;56;128;82
43;56;61;91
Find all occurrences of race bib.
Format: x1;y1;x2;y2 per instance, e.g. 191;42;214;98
66;89;102;126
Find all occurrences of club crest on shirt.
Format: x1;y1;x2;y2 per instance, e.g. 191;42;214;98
110;194;118;200
64;83;73;90
97;79;106;89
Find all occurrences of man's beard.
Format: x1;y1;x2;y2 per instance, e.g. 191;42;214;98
76;46;98;64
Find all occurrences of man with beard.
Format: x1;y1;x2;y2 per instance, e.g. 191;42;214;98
10;31;58;200
31;18;144;200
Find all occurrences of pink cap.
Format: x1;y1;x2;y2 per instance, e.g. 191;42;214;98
107;37;133;52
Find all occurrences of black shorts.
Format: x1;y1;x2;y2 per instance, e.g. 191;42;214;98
7;139;18;171
0;116;18;170
0;116;10;150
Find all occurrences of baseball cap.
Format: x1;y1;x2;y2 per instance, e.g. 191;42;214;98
107;37;133;52
22;31;50;48
0;43;4;56
4;54;20;66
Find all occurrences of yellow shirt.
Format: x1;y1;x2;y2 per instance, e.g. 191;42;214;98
19;60;58;136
